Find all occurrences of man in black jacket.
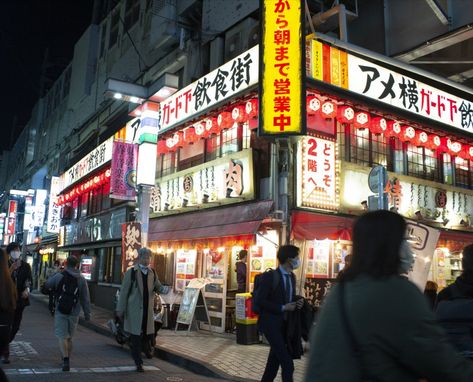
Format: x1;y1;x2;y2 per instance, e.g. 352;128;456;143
2;242;32;364
257;245;304;382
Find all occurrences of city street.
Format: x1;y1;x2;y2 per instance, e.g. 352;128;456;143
1;300;225;382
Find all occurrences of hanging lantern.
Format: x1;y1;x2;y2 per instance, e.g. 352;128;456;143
386;121;402;138
218;111;234;130
354;111;370;130
232;105;247;123
370;117;387;135
458;145;471;160
320;100;337;119
413;131;429;147
427;134;442;151
399;125;416;142
194;122;206;139
184;127;197;145
246;99;258;118
336;105;355;124
205;117;219;137
166;131;184;151
157;140;168;155
307;95;321;116
444;138;462;156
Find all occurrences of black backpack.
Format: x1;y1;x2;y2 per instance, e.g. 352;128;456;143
56;272;79;315
252;269;280;314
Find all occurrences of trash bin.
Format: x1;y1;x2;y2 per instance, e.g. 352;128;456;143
235;293;259;345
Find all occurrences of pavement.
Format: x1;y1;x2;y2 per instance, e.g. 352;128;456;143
25;292;308;381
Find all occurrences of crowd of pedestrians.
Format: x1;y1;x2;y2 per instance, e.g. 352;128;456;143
2;211;473;381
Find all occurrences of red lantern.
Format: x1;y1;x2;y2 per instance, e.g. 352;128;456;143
444;138;462;156
427;134;442;151
336;105;354;124
458;145;471;160
413;131;429;147
246;99;258;118
320;100;337;119
232;105;247;123
370;117;387;135
386;121;402;138
354;111;370;130
166;131;184;151
218;112;234;130
194;122;206;139
105;169;111;178
184;127;197;145
307;96;321;116
399;125;416;142
205;117;219;137
157;140;168;155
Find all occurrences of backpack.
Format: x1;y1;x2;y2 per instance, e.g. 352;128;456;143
251;269;280;314
56;272;79;315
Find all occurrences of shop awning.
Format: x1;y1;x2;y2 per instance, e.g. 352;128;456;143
439;230;473;243
291;210;354;241
148;200;273;242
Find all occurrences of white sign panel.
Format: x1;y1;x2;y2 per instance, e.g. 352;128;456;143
348;54;473;134
159;45;259;133
47;177;63;233
62;137;114;190
33;189;47;227
297;136;338;210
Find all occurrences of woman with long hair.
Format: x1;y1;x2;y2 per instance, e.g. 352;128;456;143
0;248;16;363
305;210;473;382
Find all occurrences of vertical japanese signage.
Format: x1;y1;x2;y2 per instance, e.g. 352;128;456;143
297;136;338;210
259;0;305;135
33;189;47;228
110;141;138;201
121;222;141;273
7;200;17;236
47;177;63;233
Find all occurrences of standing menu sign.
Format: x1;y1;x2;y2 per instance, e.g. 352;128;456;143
176;284;212;332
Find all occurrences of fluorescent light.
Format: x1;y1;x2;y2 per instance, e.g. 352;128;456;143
114;93;123;99
129;96;140;103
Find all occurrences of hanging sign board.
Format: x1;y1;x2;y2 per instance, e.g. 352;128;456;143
259;0;305;136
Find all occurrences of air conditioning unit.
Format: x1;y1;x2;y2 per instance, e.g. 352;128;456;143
224;17;259;62
150;0;179;51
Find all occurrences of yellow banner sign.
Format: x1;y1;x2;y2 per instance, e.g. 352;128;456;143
259;0;305;136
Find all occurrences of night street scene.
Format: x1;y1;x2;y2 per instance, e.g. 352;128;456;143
2;1;473;381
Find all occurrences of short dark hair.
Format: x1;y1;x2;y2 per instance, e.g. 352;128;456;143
54;260;60;267
239;250;248;260
277;245;299;265
462;244;473;272
6;242;20;254
66;256;79;269
342;210;405;281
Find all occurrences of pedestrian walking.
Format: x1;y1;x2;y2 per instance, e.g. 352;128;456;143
2;243;32;364
435;244;473;357
0;248;17;365
116;247;169;372
254;245;304;382
305;210;473;382
44;255;91;372
236;249;248;293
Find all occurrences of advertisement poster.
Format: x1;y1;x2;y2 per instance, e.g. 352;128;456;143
306;240;330;278
80;258;93;281
121;222;141;273
176;287;200;325
110;141;138;200
7;200;17;236
175;249;197;291
205;250;225;279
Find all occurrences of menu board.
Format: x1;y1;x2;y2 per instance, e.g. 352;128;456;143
248;241;278;292
306;240;330;278
175;249;197;291
205;250;225;279
80;257;93;281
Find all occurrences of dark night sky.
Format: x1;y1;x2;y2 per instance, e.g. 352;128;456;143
0;0;94;153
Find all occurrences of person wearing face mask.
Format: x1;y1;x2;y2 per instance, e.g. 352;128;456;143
257;245;304;382
2;243;32;364
305;210;473;382
116;247;169;372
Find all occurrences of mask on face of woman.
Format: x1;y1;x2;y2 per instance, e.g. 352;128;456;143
11;251;21;260
399;240;414;274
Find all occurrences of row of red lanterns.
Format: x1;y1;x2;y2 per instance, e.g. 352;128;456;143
307;95;471;159
56;168;112;206
158;99;259;154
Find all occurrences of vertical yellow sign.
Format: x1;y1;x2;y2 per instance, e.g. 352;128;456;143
311;39;323;81
259;0;305;136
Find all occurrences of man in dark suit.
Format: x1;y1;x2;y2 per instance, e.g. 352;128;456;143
257;245;303;382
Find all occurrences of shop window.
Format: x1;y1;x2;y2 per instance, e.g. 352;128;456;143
371;133;387;167
406;144;424;179
350;127;370;166
109;9;120;48
205;134;221;162
425;148;440;182
157;152;176;178
455;157;471;189
336;122;347;161
443;153;453;185
390;138;404;174
221;124;240;157
242;122;251;150
124;0;140;30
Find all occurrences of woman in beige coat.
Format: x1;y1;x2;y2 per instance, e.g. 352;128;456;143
116;247;168;372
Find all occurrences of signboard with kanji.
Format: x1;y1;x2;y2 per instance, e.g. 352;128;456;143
121;222;142;273
259;0;305;136
47;177;63;233
297;136;338;210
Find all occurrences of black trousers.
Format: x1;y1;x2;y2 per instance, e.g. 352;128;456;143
129;334;154;366
261;323;294;382
1;305;25;359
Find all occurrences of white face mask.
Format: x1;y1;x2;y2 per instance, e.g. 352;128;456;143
289;257;301;270
139;264;149;274
11;251;21;260
399;240;414;274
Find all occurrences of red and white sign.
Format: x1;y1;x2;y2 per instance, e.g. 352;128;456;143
297;136;337;210
7;200;17;236
47;177;64;233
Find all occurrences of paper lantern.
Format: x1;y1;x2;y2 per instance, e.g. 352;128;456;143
205;117;219;137
320;100;337;119
399;125;416;142
370;117;387;135
458;145;471;160
413;131;429;147
386;121;402;138
246;99;258;118
166;131;184;151
218;111;233;130
307;96;321;116
184;127;197;145
336;106;354;124
427;134;442;151
194;122;206;139
444;138;462;156
354;111;370;129
232;105;247;123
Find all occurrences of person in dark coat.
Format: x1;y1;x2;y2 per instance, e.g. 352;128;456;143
2;243;31;364
305;210;473;382
0;248;16;365
257;245;304;382
435;244;473;356
236;249;248;293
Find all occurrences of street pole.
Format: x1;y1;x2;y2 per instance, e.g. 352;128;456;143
138;184;152;248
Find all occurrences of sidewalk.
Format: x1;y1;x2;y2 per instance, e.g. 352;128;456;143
31;292;308;381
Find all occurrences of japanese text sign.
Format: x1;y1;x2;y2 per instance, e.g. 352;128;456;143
297;136;338;210
47;177;63;233
110;141;138;201
62;137;113;190
259;0;305;135
159;46;258;134
309;40;473;135
121;222;142;273
7;200;17;236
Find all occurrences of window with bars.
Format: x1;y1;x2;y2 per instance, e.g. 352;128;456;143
372;133;388;167
350;127;370;166
407;144;424;179
391;138;404;174
222;124;240;156
124;0;140;30
336;122;347;161
424;148;440;182
157;152;176;178
455;157;471;189
205;134;221;162
443;153;453;185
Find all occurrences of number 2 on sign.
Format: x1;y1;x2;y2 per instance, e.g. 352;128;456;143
308;138;317;156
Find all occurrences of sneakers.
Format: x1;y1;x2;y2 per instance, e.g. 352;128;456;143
136;364;144;372
62;357;70;372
